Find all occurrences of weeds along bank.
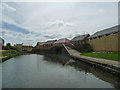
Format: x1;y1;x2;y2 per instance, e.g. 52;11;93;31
0;50;28;62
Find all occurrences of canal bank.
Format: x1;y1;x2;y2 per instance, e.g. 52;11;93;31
62;45;120;76
0;50;30;63
33;44;120;76
33;45;70;56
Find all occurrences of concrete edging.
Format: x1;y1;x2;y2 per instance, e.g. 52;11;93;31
70;55;120;76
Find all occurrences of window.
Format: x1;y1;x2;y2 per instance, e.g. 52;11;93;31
106;33;110;36
90;38;92;40
113;32;117;34
93;37;97;39
98;35;103;38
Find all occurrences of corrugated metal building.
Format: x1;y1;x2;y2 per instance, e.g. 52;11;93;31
87;25;120;52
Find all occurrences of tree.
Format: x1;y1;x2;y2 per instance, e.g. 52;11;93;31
12;46;20;51
4;43;12;50
6;43;11;47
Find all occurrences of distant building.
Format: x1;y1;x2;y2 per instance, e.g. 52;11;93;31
54;38;70;46
15;43;33;52
87;25;120;52
15;44;22;51
22;44;33;52
34;40;57;50
71;34;90;45
71;34;90;51
0;37;4;50
35;42;45;49
43;40;57;48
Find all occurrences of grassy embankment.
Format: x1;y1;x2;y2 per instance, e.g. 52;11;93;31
81;52;120;61
0;50;21;58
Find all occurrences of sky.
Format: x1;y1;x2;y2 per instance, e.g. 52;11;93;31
0;1;118;46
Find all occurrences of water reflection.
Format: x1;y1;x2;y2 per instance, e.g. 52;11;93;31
43;54;70;66
43;54;120;89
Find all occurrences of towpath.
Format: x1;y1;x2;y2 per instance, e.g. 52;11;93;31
65;46;120;68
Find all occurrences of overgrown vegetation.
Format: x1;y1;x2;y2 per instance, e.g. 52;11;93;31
3;43;20;51
2;50;21;58
0;43;22;58
81;52;120;61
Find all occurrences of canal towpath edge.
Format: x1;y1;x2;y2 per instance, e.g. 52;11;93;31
63;45;120;75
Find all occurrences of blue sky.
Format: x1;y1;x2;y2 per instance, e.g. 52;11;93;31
2;21;30;34
0;1;118;46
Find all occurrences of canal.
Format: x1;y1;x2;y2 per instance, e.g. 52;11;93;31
2;54;120;88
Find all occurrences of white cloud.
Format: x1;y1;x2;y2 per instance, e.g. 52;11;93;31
2;29;41;46
49;20;73;28
1;2;118;46
2;3;16;12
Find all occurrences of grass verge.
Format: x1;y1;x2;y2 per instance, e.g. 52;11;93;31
81;52;120;61
1;50;21;58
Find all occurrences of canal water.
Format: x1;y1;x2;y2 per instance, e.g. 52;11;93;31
2;54;119;88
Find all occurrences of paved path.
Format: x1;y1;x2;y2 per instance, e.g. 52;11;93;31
66;46;120;67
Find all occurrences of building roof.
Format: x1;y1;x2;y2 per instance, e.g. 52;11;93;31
54;38;70;44
36;42;45;46
22;43;32;47
71;34;90;41
89;25;120;38
44;40;57;45
0;37;4;44
16;44;22;46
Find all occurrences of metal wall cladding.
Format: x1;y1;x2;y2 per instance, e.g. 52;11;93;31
87;33;120;52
